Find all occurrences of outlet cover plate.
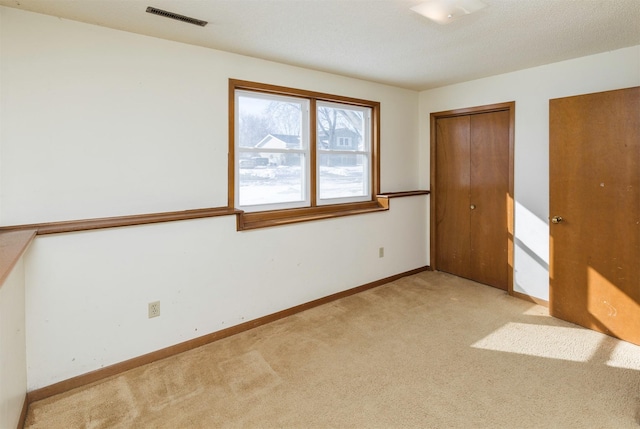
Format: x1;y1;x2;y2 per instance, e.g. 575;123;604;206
148;301;160;318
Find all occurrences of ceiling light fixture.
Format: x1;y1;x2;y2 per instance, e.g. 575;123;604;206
410;0;487;24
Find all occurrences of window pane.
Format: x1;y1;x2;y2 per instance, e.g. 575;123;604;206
239;153;305;206
318;154;367;200
317;104;367;151
237;93;304;149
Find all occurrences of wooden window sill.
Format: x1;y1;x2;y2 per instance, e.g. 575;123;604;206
238;200;386;230
237;190;430;230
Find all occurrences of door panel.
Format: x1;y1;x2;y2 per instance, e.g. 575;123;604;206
470;111;510;290
435;116;471;279
550;87;640;345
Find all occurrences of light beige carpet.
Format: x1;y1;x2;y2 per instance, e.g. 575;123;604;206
25;271;640;428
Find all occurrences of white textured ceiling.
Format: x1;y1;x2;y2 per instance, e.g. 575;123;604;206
1;0;639;90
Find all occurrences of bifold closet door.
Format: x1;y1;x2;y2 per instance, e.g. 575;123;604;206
435;111;509;290
435;115;472;280
469;111;509;290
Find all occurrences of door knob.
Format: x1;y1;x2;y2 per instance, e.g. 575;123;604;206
551;216;563;224
470;204;476;210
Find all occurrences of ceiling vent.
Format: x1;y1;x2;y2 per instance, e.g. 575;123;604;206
146;6;208;27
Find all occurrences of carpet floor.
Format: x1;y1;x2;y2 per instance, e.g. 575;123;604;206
24;271;640;428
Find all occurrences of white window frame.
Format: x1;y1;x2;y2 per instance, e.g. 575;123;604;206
316;101;372;206
234;90;311;212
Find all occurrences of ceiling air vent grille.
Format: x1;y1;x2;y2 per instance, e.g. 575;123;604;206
146;6;208;27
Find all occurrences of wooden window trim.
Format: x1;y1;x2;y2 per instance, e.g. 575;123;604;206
238;190;430;230
239;200;385;230
229;79;381;226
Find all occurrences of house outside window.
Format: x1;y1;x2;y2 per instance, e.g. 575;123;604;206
230;80;380;221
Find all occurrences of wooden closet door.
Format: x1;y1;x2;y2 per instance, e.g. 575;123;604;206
434;110;510;290
470;111;510;290
435;115;471;279
550;87;640;345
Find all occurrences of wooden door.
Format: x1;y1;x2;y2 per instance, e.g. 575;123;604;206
550;87;640;345
433;105;513;291
470;111;510;289
435;115;471;279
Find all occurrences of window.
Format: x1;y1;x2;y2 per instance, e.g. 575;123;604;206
234;91;310;211
230;80;381;228
337;137;352;147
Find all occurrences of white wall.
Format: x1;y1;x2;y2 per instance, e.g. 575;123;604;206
0;7;426;391
419;45;640;301
0;257;27;429
0;7;419;225
25;197;427;389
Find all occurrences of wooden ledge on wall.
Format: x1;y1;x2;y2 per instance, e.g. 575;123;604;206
0;190;431;236
377;190;430;210
378;190;430;198
0;207;241;236
0;229;37;287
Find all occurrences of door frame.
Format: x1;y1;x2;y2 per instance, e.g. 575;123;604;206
430;102;515;295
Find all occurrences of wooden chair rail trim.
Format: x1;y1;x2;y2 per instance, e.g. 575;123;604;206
0;207;242;236
0;230;37;288
26;265;430;404
0;190;428;237
378;190;430;198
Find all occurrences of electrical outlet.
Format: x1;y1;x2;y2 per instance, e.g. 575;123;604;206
148;301;160;318
379;247;384;258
